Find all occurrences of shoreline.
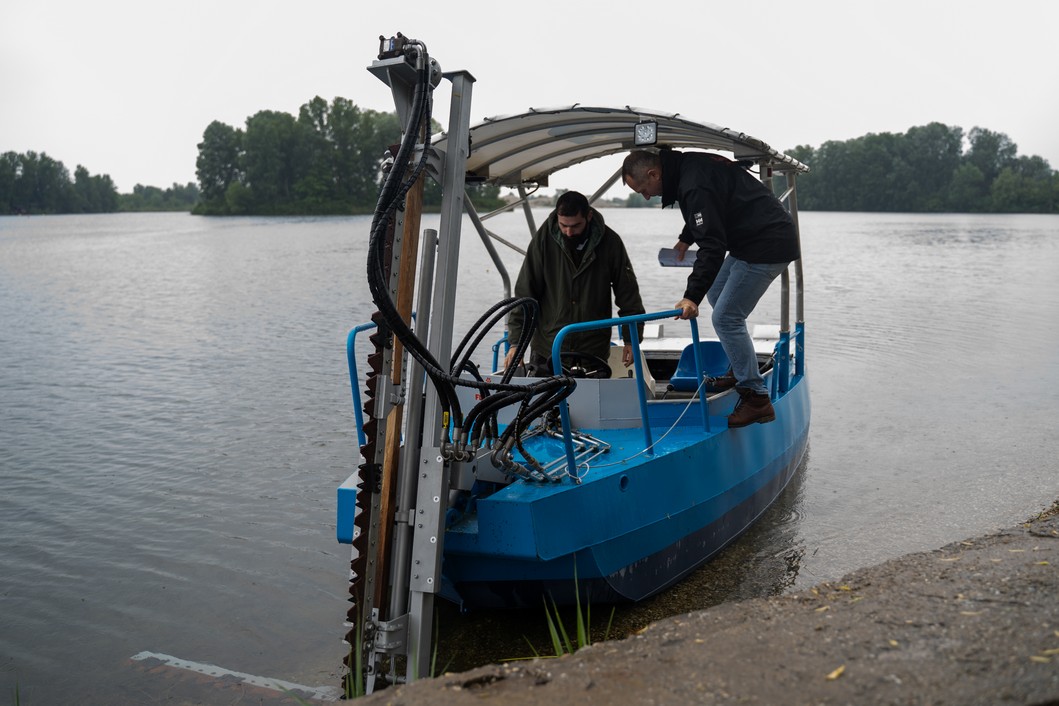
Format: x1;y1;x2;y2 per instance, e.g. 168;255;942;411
358;500;1059;705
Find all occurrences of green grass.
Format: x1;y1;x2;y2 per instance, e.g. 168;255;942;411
343;614;366;699
523;570;616;658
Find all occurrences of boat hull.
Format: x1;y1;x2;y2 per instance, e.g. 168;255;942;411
441;374;810;609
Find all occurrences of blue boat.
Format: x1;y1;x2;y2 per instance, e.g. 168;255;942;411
337;33;809;692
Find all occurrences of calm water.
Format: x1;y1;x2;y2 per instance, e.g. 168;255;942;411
2;210;1057;703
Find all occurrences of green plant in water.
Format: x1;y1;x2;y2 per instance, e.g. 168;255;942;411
430;610;455;678
523;567;615;658
343;615;366;699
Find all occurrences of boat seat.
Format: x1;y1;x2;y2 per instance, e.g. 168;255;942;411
668;341;730;393
607;344;657;398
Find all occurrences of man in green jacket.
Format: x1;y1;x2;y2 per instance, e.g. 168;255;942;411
504;190;645;375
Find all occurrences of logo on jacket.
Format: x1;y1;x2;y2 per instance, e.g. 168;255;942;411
693;212;704;227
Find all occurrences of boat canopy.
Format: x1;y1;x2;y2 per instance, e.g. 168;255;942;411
431;105;809;188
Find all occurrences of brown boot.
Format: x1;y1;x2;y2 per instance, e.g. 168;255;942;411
728;388;776;428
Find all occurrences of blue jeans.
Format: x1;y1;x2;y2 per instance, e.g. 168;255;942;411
706;256;790;395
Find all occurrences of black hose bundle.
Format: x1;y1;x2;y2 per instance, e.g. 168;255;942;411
364;42;575;470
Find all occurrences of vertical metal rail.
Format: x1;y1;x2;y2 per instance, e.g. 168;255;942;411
625;325;652;451
785;170;806;378
777;268;792;395
390;228;438;618
551;309;686;478
405;68;475;683
687;318;710;430
761;157;791;395
374;131;427;614
516;184;537;237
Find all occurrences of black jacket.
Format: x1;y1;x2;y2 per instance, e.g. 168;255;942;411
660;149;800;304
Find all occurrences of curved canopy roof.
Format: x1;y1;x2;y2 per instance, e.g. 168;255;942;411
431;105;809;188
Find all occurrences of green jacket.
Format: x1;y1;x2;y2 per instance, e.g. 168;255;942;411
508;207;645;363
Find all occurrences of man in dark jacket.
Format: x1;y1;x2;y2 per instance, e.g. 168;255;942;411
621;149;800;427
505;190;645;375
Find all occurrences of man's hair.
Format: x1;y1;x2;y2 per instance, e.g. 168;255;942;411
555;190;590;218
622;150;661;184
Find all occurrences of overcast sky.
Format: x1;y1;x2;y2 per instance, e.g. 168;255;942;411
3;0;1057;196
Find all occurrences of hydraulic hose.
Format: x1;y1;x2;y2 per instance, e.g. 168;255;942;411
365;41;575;460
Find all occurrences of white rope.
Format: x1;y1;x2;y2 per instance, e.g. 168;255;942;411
577;376;709;475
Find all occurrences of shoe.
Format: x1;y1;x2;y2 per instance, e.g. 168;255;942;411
704;370;736;392
728;387;776;428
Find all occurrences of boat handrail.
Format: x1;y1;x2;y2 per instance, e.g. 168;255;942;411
551;309;710;479
346;321;378;447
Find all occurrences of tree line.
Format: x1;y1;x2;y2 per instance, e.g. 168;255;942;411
194;95;503;215
5;115;1056;216
785;124;1058;213
0;150;199;215
1;151;119;214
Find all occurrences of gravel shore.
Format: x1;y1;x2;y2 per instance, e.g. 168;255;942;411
359;500;1059;706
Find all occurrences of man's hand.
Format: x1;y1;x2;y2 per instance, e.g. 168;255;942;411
503;347;522;371
673;240;690;262
622;342;634;367
674;298;699;319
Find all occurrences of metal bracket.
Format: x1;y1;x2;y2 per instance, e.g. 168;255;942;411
374;613;408;653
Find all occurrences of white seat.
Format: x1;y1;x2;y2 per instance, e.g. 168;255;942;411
607;344;657;398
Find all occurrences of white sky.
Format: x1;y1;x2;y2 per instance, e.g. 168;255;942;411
3;0;1057;196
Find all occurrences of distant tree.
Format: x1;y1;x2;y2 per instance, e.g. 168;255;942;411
897;123;963;210
0;150;192;215
0;151;21;212
947;163;987;212
465;183;506;212
191;96;468;215
990;156;1058;213
119;182;199;212
73;165;119;212
195;120;243;209
240;110;312;212
0;151;108;214
787;123;1056;213
965;127;1018;185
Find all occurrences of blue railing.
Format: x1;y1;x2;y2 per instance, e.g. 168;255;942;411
550;309;710;479
491;332;509;373
346;322;378;447
347;310;803;482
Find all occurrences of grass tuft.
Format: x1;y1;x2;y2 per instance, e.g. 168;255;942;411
526;565;616;658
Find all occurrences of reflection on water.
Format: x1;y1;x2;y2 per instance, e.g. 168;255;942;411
1;211;1058;703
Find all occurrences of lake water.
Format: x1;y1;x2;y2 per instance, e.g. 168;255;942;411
2;210;1057;703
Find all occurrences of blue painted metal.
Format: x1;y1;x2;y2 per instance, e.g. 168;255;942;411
441;372;810;607
777;330;791;394
551;309;682;478
346;322;377;447
795;321;806;377
669;340;731;392
687;318;711;431
339;309;811;609
336;475;358;543
491;331;509;372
